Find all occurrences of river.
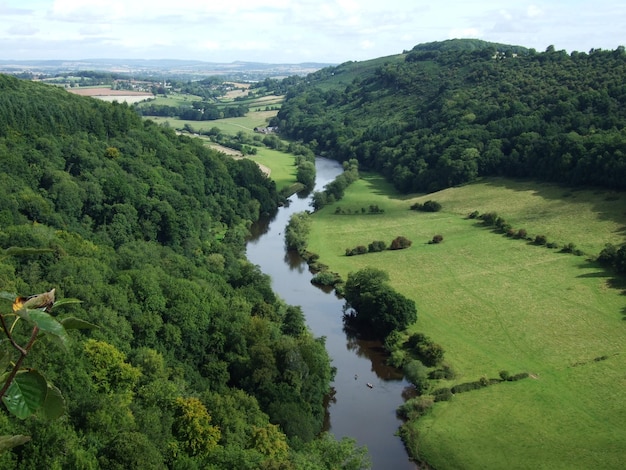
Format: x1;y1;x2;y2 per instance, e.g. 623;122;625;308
246;158;417;469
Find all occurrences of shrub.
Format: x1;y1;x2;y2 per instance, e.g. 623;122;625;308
311;271;341;287
430;366;456;380
468;210;480;219
345;245;367;256
499;223;512;234
515;228;527;239
499;370;511;381
534;234;547;245
546;241;559;249
432;388;453;402
597;243;617;265
429;234;444;244
480;212;499;226
404;360;429;394
560;242;576;253
368;240;387;252
422;200;442;212
411;200;441;212
508;372;529;381
397;396;434;419
390;236;412;250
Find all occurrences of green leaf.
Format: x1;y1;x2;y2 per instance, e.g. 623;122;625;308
50;298;82;310
39;383;65;420
26;310;69;349
0;350;12;374
60;317;98;330
0;435;31;453
2;370;48;419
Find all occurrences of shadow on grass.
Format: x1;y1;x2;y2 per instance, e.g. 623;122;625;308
481;177;626;237
571;260;626;320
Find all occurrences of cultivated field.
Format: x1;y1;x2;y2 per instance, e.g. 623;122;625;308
307;174;626;469
67;87;153;104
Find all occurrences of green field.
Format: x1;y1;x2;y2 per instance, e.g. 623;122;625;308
248;147;298;192
149;109;277;136
146;102;300;193
307;174;626;469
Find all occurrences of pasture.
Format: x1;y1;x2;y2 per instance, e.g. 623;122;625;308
307;174;626;469
148;109;277;136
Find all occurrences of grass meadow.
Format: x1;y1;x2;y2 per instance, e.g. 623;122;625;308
146;103;302;193
307;174;626;469
247;147;298;192
148;109;277;136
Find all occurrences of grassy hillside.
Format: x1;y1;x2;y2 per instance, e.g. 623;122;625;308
307;175;626;469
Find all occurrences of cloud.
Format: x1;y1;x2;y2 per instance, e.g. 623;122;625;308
449;27;482;39
7;24;39;36
526;5;543;18
1;0;625;63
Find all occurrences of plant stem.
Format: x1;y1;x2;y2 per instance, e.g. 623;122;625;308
0;323;39;398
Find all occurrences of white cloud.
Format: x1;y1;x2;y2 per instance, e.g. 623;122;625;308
7;24;39;35
0;0;624;62
527;5;543;18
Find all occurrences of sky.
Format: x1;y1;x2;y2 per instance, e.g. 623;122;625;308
1;0;625;64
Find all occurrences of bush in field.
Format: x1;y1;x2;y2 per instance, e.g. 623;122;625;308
407;333;445;367
561;242;585;256
468;210;480;219
515;228;528;239
432;388;453;402
534;234;548;245
389;236;412;250
597;243;618;267
429;363;455;380
480;212;499;226
411;200;442;212
368;240;387;252
345;245;368;256
429;234;444;244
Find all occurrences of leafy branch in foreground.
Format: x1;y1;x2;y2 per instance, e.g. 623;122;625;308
0;289;93;453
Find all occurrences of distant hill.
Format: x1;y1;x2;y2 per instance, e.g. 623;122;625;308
0;58;334;81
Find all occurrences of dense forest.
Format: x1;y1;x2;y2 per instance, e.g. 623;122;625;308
274;39;626;193
0;74;370;469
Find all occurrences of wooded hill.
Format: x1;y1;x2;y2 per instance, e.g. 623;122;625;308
0;74;369;469
274;39;626;193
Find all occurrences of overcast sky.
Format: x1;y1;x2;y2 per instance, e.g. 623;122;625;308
1;0;625;64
